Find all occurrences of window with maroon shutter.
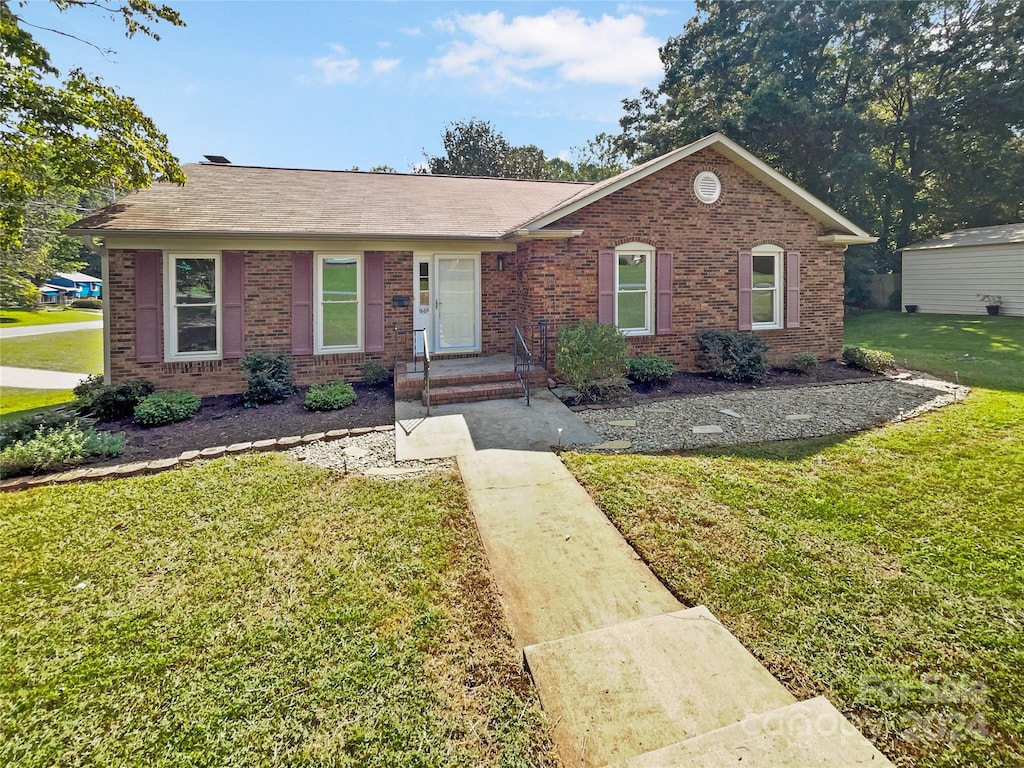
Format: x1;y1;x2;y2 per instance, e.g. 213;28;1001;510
738;250;753;331
363;253;385;353
597;250;615;324
786;251;800;328
134;251;162;362
656;249;673;335
291;253;314;355
222;252;245;359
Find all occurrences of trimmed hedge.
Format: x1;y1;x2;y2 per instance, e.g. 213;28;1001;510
627;353;675;385
555;322;629;401
74;377;155;421
360;361;391;387
70;298;103;309
842;347;896;373
0;423;124;477
134;391;201;427
696;330;769;384
242;351;295;405
305;380;357;411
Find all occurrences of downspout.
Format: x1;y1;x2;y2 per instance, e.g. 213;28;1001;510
80;236;111;384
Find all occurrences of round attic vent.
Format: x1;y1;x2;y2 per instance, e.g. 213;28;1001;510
694;171;722;204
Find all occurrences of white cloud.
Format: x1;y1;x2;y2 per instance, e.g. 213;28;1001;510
314;45;360;84
372;58;401;73
616;3;670;16
427;9;663;89
400;26;422;36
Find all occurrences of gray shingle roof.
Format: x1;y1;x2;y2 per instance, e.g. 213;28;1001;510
902;222;1024;251
67;164;591;239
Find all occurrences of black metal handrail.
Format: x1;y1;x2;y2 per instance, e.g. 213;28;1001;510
513;320;549;406
393;327;431;415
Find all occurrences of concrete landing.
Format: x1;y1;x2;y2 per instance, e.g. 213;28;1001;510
458;448;681;648
523;607;796;768
396;389;601;457
610;696;892;767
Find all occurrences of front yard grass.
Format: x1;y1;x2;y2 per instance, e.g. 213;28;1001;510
0;329;102;374
0;454;557;767
845;310;1023;391
0;388;74;418
0;308;102;327
564;389;1023;766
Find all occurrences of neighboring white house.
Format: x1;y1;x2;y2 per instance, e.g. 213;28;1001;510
901;223;1024;317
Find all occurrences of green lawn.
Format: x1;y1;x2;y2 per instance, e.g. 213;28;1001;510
0;308;102;327
563;312;1024;767
0;388;74;418
845;310;1023;391
0;329;102;374
0;455;557;767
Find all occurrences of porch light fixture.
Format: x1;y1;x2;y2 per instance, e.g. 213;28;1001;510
497;254;506;271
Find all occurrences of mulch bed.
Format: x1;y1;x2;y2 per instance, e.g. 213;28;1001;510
565;360;883;408
93;383;394;466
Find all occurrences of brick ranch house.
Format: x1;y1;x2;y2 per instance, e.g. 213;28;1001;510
67;133;875;398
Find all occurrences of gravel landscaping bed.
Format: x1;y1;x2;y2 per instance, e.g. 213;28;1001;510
574;373;969;453
286;429;454;479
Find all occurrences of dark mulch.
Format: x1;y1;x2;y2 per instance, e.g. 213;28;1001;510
94;383;394;466
565;360;883;409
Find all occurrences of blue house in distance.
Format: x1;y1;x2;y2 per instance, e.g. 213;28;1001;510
40;272;102;304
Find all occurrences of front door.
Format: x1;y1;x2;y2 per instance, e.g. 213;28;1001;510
434;256;478;351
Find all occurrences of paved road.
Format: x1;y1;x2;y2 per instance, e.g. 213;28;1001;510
0;319;103;338
0;366;91;389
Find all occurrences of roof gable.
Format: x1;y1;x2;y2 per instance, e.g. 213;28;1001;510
517;133;874;241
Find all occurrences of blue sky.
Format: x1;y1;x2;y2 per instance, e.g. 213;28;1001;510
28;1;696;172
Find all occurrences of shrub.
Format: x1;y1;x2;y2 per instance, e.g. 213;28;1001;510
70;298;103;309
242;351;295;406
0;423;124;477
627;353;675;385
695;329;769;384
0;409;78;450
789;352;820;375
555;322;629;401
305;380;357;411
76;379;155;421
360;361;391;387
133;391;201;427
842;347;897;373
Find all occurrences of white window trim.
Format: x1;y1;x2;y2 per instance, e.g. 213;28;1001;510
614;242;655;336
164;252;222;362
751;244;784;330
314;252;363;354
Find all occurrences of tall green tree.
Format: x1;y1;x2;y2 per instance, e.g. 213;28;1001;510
424;119;624;181
1;0;186;264
616;0;1024;275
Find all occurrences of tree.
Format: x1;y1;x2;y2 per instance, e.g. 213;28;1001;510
615;0;1024;279
1;0;187;260
424;119;624;181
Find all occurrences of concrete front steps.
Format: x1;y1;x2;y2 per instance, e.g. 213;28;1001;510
395;355;548;406
524;606;892;767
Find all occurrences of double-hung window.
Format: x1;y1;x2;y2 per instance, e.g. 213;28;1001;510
615;242;654;335
751;244;784;329
315;254;362;353
166;254;220;360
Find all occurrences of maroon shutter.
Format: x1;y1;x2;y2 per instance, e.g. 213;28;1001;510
134;251;162;362
656;249;673;335
222;252;245;359
598;250;616;324
786;250;801;328
738;250;753;331
364;253;385;353
291;253;314;355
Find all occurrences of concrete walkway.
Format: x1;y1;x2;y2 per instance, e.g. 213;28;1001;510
400;396;894;767
0;319;103;338
0;366;91;389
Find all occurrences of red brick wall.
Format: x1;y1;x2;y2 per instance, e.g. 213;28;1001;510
107;249;414;395
522;147;847;371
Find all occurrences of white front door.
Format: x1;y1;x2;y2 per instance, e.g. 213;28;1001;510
434;256;479;352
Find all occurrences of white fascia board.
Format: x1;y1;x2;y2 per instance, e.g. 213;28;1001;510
817;234;878;245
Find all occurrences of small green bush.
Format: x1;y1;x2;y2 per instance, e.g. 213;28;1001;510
0;423;124;477
555;322;629;401
242;351;295;406
305;380;357;411
627;353;675;385
696;329;769;384
789;352;820;375
134;391;201;427
70;298;103;309
842;347;897;373
0;409;78;450
76;379;155;421
360;361;391;387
